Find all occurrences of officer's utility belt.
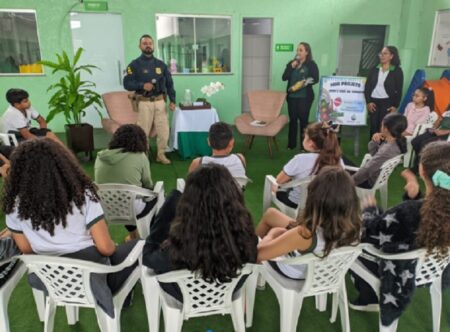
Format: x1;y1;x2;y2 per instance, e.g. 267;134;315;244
128;93;165;112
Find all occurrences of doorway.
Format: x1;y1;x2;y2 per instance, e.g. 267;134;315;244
70;12;126;127
241;18;273;113
336;24;387;77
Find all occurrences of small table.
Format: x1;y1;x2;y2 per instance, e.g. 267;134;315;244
169;107;220;159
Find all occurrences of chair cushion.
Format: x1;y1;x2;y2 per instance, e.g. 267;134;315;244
235;113;288;137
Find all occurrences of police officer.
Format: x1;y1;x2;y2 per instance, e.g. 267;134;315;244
124;34;176;164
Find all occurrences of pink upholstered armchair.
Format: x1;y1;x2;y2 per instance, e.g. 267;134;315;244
101;91;156;137
235;90;287;157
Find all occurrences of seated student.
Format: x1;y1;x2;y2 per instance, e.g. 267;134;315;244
95;124;154;241
274;121;343;209
351;141;450;327
402;87;433;136
1;89;62;144
143;164;257;302
3;139;138;315
353;113;407;188
188;122;246;178
409;103;450;174
256;166;361;279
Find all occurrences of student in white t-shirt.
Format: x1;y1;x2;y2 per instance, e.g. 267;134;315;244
188;122;246;178
1;88;63;144
256;167;361;280
274;121;344;208
2;139;137;312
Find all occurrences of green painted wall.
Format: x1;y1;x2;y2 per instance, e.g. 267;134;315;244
0;0;448;132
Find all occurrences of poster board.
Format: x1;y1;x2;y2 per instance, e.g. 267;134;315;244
428;9;450;67
317;76;367;126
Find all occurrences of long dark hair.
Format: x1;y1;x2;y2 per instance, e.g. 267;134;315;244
108;124;148;154
417;87;435;110
166;164;257;282
417;141;450;259
383;113;407;153
1;139;98;236
299;42;313;62
306;122;342;175
298;166;361;257
385;45;401;66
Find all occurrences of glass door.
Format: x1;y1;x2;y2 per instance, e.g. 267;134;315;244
70;12;125;127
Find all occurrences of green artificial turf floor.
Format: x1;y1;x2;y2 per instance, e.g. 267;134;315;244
2;126;449;332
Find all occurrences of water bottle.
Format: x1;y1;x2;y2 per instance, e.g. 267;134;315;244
183;89;193;106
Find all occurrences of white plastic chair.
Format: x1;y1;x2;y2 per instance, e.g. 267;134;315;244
247;245;363;332
0;133;18;147
262;175;313;219
345;154;403;210
19;240;145;332
141;264;255;332
0;259;26;332
403;112;438;167
97;182;164;239
350;244;450;332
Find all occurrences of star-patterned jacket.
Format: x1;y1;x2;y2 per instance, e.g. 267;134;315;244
362;199;421;326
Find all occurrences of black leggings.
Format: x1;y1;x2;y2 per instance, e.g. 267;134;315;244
410;131;449;174
125;198;158;232
275;190;298;209
287;97;313;149
368;98;390;139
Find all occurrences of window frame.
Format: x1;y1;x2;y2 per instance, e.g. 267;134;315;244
0;8;45;76
155;13;233;75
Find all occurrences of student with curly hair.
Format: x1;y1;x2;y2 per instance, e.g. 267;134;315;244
143;164;258;301
95;124;154;240
2;139;137;315
351;141;450;326
256;166;361;279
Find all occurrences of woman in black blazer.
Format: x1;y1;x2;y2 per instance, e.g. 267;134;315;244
282;42;319;150
364;45;403;138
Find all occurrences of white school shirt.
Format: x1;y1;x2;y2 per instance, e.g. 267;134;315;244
371;68;389;99
200;154;246;178
283;153;344;205
6;194;104;256
1;105;40;133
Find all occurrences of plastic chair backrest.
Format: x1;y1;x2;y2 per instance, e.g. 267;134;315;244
156;264;254;318
281;245;362;297
19;241;144;307
415;251;450;286
102;91;137;125
97;183;157;225
371;154;403;190
247;90;286;123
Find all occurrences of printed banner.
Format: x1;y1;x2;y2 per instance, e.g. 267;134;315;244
317;76;367;126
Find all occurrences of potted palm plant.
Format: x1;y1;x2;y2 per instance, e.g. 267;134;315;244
40;48;102;158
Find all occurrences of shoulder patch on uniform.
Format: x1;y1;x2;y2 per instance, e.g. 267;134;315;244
155;67;162;75
127;66;133;74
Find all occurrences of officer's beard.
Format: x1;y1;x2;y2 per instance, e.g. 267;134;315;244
142;48;154;57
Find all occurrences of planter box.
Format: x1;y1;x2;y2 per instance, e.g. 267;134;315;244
65;123;94;158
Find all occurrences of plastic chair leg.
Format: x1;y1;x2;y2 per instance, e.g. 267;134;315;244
65;305;79;325
142;275;161;332
278;291;303;332
430;277;442;332
32;288;46;322
245;271;258;327
0;294;10;332
95;306;120;332
162;305;183;332
43;299;57;332
330;292;338;322
231;296;246;332
380;317;399;332
338;286;350;332
315;294;327;312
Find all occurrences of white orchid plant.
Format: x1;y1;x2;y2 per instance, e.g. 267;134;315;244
200;81;225;98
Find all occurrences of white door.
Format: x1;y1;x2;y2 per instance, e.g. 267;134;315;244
242;18;272;113
70;12;125;127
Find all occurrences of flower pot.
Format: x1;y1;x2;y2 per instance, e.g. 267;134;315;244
65;123;94;159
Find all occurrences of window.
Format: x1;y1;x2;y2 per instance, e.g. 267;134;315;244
156;14;231;74
0;9;43;75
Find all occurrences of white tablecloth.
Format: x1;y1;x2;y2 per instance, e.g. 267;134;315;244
169;107;220;150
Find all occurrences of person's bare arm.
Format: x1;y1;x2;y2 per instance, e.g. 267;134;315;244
89;219;116;256
35;116;47;129
11;232;34;254
18;128;37;140
188;158;201;173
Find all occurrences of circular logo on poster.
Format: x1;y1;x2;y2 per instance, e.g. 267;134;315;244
334;97;342;107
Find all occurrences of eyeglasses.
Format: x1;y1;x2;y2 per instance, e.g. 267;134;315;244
378;52;391;57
